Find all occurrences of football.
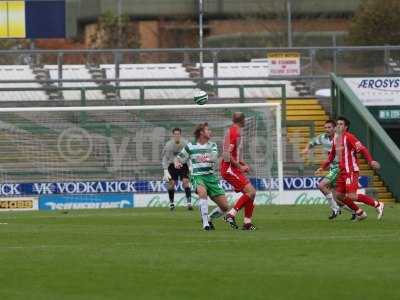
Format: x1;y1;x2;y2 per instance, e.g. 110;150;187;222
193;90;208;105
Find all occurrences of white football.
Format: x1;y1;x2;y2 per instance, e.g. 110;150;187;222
194;90;208;105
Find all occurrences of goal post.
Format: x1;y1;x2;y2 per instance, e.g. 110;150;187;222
0;102;284;200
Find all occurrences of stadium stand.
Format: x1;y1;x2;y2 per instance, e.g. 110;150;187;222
101;63;199;100
0;65;48;101
200;62;300;98
45;65;104;100
387;58;400;74
0;62;301;101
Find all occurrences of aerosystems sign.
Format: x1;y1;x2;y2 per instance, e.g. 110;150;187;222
344;77;400;106
0;177;369;196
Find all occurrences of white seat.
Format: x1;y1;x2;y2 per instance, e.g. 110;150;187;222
101;63;198;99
0;66;48;101
45;65;104;100
200;62;299;98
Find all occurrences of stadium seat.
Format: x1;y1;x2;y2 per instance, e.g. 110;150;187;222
0;65;48;101
44;65;104;100
200;62;300;98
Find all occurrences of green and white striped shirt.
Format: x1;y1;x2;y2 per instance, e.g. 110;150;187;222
176;141;219;176
309;133;339;167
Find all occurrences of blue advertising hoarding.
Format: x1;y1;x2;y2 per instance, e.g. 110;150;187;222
0;176;370;197
39;193;134;211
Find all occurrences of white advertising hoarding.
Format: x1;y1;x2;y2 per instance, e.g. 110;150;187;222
134;190;368;207
344;77;400;106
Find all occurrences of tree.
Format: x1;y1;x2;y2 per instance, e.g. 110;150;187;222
90;10;140;49
348;0;400;45
0;39;32;64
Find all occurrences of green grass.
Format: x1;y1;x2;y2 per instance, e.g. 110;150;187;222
0;205;399;300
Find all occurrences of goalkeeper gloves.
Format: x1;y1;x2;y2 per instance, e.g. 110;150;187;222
163;169;172;181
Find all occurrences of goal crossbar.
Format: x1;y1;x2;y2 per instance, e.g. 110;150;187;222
0;102;279;113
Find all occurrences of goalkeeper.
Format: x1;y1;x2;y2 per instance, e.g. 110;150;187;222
162;128;192;211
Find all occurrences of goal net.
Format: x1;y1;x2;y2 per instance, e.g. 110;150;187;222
0;103;283;204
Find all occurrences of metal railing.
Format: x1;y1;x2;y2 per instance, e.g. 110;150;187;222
1;46;400;84
0;83;288;126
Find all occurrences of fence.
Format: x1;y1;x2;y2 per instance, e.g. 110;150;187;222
1;46;400;81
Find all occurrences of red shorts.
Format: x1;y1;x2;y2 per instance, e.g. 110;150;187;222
220;163;250;192
336;171;359;194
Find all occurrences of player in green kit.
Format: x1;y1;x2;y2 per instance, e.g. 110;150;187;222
175;122;237;231
303;119;353;219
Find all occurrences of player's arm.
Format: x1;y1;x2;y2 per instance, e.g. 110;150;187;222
348;134;380;170
319;142;336;171
227;150;249;171
174;145;190;168
222;131;234;163
230;155;250;173
161;143;170;170
209;143;219;162
161;142;172;181
302;134;321;154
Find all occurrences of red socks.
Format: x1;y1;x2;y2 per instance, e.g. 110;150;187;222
342;197;360;211
357;194;379;208
233;194;255;219
244;200;255;218
341;194;379;213
234;194;251;211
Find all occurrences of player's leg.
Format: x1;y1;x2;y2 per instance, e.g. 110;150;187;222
336;191;359;220
356;194;384;219
206;175;238;229
209;194;231;230
344;171;383;220
347;192;368;221
167;164;178;210
333;190;356;219
167;182;175;210
321;167;341;219
336;173;361;220
345;172;384;218
330;171;355;218
343;172;369;221
222;166;252;219
225;182;255;227
182;177;193;210
242;183;256;230
318;178;340;219
197;185;211;230
192;175;211;230
181;164;193;210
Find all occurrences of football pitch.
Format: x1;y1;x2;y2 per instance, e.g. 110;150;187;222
0;205;399;300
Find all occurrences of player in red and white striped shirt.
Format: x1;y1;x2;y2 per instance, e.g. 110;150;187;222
220;112;257;230
319;116;384;221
